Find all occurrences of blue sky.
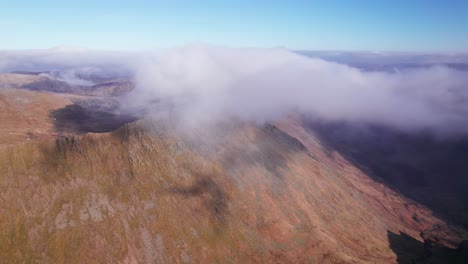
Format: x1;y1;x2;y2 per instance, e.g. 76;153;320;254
1;0;467;51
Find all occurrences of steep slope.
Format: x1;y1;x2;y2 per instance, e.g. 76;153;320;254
304;120;468;229
1;115;466;263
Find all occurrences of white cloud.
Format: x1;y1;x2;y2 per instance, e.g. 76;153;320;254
2;45;468;135
128;46;468;135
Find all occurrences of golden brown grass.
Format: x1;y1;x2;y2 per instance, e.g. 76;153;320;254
0;120;462;263
0;88;73;149
0;123;263;263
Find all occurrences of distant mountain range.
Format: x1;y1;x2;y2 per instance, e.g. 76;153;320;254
296;50;468;71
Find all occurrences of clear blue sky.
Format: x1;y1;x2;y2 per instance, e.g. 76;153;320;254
1;0;467;51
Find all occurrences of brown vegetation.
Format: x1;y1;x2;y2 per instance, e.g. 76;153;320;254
1;116;466;263
0;77;466;262
0;88;71;148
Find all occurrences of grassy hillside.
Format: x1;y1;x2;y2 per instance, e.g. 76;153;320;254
1;118;465;263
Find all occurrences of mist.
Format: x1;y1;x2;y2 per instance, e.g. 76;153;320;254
1;45;468;135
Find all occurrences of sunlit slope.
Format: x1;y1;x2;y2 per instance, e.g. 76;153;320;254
0;88;72;148
1;118;465;263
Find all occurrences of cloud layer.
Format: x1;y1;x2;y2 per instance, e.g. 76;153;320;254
128;46;468;135
2;45;468;135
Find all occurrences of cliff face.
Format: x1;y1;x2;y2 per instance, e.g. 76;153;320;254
1;110;466;263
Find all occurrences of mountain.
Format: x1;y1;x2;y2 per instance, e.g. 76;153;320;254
0;74;467;263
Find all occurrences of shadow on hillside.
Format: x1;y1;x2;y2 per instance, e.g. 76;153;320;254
169;175;228;231
51;102;138;134
222;124;307;181
306;119;468;228
387;230;468;263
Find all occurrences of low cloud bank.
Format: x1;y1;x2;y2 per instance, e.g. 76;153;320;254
2;45;468;135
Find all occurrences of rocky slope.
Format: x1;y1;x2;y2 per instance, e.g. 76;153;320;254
0;106;467;263
0;78;467;263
